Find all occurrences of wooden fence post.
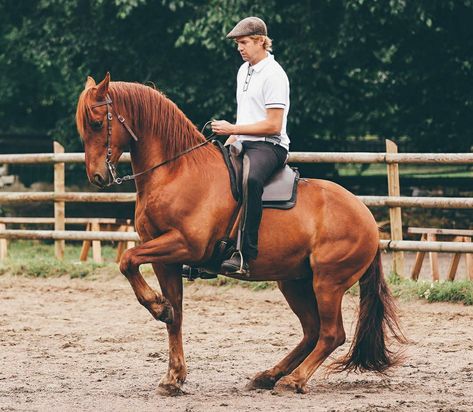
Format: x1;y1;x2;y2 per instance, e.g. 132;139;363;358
386;139;405;277
91;219;103;264
0;223;7;260
463;236;473;281
54;142;65;260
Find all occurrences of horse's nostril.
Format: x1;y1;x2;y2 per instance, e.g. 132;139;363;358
93;174;105;187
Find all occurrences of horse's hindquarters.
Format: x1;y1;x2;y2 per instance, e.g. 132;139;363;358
252;179;379;281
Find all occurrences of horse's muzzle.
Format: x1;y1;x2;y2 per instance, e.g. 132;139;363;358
92;173;106;188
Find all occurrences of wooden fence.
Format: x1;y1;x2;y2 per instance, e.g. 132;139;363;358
2;140;473;278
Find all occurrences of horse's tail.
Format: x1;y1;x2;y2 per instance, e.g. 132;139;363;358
334;249;406;373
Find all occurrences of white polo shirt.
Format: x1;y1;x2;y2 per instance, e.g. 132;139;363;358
235;53;290;150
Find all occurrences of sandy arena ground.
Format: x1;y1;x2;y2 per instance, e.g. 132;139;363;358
0;253;472;411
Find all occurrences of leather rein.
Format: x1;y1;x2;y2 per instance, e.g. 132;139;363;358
90;94;215;186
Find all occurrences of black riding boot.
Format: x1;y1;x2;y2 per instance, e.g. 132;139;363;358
220;141;287;276
220;251;249;275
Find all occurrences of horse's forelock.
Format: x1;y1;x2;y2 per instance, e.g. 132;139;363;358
76;88;94;139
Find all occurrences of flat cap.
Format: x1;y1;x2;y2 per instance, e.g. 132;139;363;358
226;17;267;39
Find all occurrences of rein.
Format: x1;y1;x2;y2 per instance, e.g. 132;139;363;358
90;95;215;186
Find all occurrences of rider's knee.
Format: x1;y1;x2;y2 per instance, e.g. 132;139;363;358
247;174;264;191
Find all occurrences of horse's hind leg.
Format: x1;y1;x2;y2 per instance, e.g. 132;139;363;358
275;263;358;393
247;277;320;390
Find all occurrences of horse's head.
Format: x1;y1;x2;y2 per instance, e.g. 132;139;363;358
76;73;132;188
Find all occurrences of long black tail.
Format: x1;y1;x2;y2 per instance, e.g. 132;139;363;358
335;249;406;373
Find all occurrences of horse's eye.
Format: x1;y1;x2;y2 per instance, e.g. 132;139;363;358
91;120;103;131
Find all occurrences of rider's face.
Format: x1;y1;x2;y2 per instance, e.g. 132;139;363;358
235;36;264;64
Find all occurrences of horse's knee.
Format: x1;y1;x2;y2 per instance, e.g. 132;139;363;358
119;249;138;276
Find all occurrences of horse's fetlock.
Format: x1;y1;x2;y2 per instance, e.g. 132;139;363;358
302;333;318;348
320;330;346;352
338;332;346;347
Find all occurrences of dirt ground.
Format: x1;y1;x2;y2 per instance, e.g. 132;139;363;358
1;253;473;412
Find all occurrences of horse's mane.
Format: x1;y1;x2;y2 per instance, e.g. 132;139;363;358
77;81;220;166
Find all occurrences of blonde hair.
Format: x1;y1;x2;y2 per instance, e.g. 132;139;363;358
249;35;273;52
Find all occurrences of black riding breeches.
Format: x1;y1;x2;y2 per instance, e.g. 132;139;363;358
240;141;288;260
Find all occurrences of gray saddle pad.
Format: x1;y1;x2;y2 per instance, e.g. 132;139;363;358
262;165;297;202
226;142;299;209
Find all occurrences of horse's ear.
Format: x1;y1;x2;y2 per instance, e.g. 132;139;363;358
96;72;111;99
85;76;96;89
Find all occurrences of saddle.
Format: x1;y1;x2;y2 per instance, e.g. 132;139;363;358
215;140;299;209
181;140;300;281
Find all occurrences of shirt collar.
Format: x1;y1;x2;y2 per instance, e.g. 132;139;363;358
250;53;273;73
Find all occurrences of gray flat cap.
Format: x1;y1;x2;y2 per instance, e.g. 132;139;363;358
226;17;267;39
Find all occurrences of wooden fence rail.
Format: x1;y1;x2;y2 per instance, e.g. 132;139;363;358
3;152;473;164
2;140;473;279
0;229;139;242
3;193;473;209
1;230;473;253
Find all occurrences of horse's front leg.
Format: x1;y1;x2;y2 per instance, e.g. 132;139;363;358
119;231;191;395
119;230;190;323
153;263;187;396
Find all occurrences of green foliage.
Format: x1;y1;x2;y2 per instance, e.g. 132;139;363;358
1;1;473;154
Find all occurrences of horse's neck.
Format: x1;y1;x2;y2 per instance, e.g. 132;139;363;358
129;131;224;195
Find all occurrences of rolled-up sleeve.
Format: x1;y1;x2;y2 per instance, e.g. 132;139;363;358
263;73;288;109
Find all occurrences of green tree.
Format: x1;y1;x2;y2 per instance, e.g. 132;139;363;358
0;0;472;154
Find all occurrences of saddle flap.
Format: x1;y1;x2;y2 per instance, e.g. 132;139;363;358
262;165;297;202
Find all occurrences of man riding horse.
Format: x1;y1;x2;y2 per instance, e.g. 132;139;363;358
212;17;290;275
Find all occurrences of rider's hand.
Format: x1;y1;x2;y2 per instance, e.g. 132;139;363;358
211;120;236;135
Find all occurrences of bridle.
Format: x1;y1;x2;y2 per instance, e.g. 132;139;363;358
90;94;215;186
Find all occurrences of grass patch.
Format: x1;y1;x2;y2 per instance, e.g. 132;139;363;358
2;240;472;304
390;279;473;305
337;163;473;178
328;272;473;305
189;275;275;291
0;240;117;278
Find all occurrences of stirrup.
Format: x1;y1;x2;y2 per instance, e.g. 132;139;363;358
234;250;248;275
222;250;249;276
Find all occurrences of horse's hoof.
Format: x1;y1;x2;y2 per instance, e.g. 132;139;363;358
246;371;278;390
274;376;308;394
157;382;186;397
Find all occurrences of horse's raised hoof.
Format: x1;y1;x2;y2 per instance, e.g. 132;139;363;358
144;292;174;324
157;382;186;397
274;376;308;394
156;302;174;324
246;371;278;390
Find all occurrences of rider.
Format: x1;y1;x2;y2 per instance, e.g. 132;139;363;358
211;16;290;274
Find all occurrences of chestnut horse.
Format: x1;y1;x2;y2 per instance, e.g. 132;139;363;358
76;73;404;395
